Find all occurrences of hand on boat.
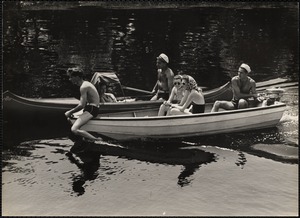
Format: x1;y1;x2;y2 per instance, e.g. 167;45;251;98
65;111;73;118
65;112;75;124
65;111;74;121
164;101;171;106
170;104;180;109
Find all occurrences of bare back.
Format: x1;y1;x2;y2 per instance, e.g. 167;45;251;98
80;81;100;105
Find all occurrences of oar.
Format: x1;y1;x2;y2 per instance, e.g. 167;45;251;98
122;85;154;95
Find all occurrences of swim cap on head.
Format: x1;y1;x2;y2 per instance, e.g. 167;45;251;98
157;53;169;63
240;63;251;73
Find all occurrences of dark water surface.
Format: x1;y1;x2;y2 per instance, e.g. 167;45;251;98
2;3;299;216
3;3;298;97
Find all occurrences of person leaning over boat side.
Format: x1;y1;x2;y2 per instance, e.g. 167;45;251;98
158;74;185;116
65;68;101;142
98;82;117;103
211;63;258;112
151;53;174;101
168;75;205;115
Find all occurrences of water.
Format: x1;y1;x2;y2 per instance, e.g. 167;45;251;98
3;3;298;97
2;141;298;216
2;3;299;216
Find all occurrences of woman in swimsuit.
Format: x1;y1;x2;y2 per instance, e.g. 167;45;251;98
168;75;205;115
158;75;185;116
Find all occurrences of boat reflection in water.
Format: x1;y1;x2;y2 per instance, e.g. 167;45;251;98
66;134;216;193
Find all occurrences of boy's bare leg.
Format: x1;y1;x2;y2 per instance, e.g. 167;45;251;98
71;112;101;141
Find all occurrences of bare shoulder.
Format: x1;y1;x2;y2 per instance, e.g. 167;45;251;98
87;80;95;85
248;77;256;83
191;89;202;95
231;76;239;82
80;81;94;92
196;89;204;96
165;68;174;77
84;81;96;88
231;76;239;85
172;86;177;93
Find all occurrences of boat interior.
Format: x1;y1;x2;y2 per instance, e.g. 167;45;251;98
97;96;283;118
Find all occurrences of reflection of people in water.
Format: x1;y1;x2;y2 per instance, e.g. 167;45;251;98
177;163;201;187
235;151;247;169
122;142;216;187
67;137;216;192
66;141;101;196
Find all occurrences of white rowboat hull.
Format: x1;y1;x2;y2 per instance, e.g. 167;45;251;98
70;102;286;141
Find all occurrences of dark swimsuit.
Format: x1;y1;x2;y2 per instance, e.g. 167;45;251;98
190;102;205;114
232;98;259;109
231;99;240;109
157;92;169;101
171;99;180;104
84;105;99;117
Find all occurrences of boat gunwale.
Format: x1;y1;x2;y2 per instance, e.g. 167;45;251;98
3;90;164;107
3;91;80;112
3;82;230;106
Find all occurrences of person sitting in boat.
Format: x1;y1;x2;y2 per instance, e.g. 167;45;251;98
158;74;185;116
168;75;205;115
98;82;117;103
211;63;259;112
65;67;101;142
151;53;174;101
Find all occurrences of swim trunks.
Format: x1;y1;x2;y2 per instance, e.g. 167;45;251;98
191;103;205;114
83;105;99;117
157;92;169;101
171;99;181;104
232;98;259;109
231;99;240;109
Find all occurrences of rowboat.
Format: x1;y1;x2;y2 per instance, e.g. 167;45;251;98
2;90;162;115
2;76;232;120
2;81;231;114
69;101;286;141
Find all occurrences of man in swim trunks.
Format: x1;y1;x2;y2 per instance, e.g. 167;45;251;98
151;53;174;100
211;63;258;112
65;68;101;141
